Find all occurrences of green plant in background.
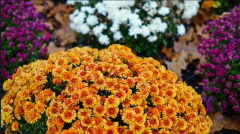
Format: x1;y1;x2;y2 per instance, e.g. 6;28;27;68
67;0;201;57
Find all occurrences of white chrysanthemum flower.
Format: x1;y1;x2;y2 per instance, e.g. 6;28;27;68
147;35;158;42
93;23;107;36
148;9;157;16
151;17;162;25
76;24;90;34
134;9;140;14
110;24;119;33
158;22;167;33
177;24;186;36
95;2;106;15
149;1;158;9
81;7;95;14
182;1;200;19
86;15;98;26
66;0;75;5
141;26;150;37
79;1;89;5
73;9;79;16
128;26;141;39
158;6;170;16
113;31;123;41
129;18;142;27
73;12;86;24
98;34;110;45
142;3;150;11
148;24;158;34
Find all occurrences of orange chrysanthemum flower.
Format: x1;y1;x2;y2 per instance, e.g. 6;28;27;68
81;117;92;128
93;116;106;128
162;117;173;129
55;117;64;129
116;126;126;134
105;95;120;108
61;129;75;134
83;96;97;108
122;110;136;124
133;106;144;115
130;94;143;106
130;123;145;133
78;109;92;120
134;115;146;124
106;107;119;118
11;121;19;131
35;102;45;114
93;105;106;117
152;96;165;106
61;109;76;123
148;115;159;129
43;89;55;102
53;77;61;85
47;116;56;127
177;118;187;131
165;88;176;98
25;109;40;124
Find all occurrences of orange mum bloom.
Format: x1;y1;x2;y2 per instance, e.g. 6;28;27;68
149;85;159;96
35;102;46;114
152;96;165;106
130;124;145;133
46;126;57;134
93;105;106;117
79;88;90;100
11;121;19;131
130;94;143;106
134;115;146;124
43;89;55;102
163;106;176;117
25;109;40;124
61;109;76;123
165;88;176;98
114;90;126;101
78;109;92;120
117;126;126;134
162;117;173;129
47;116;56;127
148;115;159;129
61;129;75;134
55;117;64;129
83;96;97;108
106;107;119;118
105;95;120;108
133;106;144;115
93;116;106;127
177;118;187;131
81;117;92;128
53;77;61;85
122;110;136;124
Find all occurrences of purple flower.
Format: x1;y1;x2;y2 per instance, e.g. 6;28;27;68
2;60;8;67
9;42;14;47
226;82;232;88
17;52;22;58
18;43;26;50
1;69;9;79
230;91;237;97
223;89;229;94
1;50;6;60
233;106;240;112
10;57;16;63
235;74;240;80
45;32;50;42
217;68;226;77
237;118;240;124
227;75;234;81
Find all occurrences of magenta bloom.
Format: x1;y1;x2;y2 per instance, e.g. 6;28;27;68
198;5;240;113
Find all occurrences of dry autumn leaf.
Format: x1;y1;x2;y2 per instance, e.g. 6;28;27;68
47;4;67;18
46;42;66;54
209;111;227;133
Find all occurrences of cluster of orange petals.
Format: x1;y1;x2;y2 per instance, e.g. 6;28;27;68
1;44;212;134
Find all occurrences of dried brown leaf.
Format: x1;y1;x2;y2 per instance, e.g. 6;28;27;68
33;5;45;13
223;116;240;131
179;28;194;42
47;4;67;18
209;111;227;133
173;40;187;53
30;0;44;5
47;42;66;54
55;12;65;25
170;61;182;79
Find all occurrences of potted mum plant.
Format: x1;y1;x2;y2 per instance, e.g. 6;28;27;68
198;5;240;120
67;0;200;57
1;44;212;133
1;0;49;90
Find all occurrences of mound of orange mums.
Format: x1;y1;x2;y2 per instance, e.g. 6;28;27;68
1;44;212;134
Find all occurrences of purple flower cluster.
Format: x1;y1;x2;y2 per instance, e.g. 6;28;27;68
1;0;49;80
198;5;240;115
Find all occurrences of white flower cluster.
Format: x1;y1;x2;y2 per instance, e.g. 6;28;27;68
68;0;200;45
